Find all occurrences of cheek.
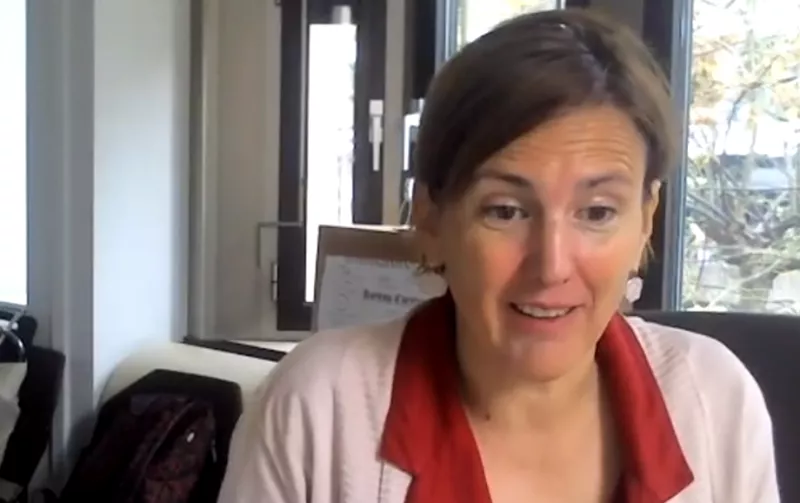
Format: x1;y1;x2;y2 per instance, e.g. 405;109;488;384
441;225;524;298
441;225;525;340
574;229;642;308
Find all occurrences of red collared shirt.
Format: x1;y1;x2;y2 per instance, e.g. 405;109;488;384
380;295;693;503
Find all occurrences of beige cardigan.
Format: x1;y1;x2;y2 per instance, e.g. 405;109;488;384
217;316;779;503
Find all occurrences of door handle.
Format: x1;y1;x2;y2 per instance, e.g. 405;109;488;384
369;99;384;172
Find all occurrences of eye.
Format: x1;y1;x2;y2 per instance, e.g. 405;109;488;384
578;205;618;225
482;204;528;222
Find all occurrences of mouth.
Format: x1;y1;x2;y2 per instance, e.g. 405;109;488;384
510;302;576;320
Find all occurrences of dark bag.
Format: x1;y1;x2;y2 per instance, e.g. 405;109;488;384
59;393;216;503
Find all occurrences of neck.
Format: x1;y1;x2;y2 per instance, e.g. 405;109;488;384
456;333;601;433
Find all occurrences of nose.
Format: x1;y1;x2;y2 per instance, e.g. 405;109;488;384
526;218;574;286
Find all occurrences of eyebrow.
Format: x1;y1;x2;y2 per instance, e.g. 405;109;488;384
476;170;633;191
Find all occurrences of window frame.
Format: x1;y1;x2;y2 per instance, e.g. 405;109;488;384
275;0;306;331
636;0;691;311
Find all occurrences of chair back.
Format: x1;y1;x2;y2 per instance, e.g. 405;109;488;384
0;346;65;489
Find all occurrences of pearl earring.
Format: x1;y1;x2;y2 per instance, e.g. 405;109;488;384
626;276;643;304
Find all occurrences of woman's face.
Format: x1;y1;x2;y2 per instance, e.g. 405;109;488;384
414;105;660;381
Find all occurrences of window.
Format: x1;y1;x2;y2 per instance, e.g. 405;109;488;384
679;0;800;313
0;1;27;306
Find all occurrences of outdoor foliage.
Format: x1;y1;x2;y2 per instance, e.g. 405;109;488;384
683;0;800;312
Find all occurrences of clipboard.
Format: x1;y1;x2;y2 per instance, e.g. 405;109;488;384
312;225;428;331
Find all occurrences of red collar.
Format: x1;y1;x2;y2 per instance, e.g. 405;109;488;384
379;294;693;503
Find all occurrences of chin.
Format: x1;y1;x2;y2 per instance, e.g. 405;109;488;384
503;334;588;382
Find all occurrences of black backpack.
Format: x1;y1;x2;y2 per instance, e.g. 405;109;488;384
57;371;242;503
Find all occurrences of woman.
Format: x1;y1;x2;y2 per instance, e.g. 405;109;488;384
218;9;779;503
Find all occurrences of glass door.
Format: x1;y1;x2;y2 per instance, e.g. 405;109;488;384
304;1;387;302
276;0;387;330
304;6;358;301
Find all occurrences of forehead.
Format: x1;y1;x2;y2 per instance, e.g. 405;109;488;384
477;105;647;187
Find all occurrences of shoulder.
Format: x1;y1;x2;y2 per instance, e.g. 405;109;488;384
252;318;405;422
623;316;762;404
623;316;776;498
219;319;406;501
219;319;407;501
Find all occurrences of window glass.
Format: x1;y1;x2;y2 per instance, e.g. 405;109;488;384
682;0;800;313
304;20;357;302
457;0;562;48
0;1;27;306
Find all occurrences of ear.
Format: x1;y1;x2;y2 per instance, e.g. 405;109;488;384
634;180;661;271
641;180;661;241
410;183;444;263
411;182;437;233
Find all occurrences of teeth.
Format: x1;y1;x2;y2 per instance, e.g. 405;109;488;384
513;304;570;318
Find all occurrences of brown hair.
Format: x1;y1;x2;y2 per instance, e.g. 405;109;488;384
413;8;676;205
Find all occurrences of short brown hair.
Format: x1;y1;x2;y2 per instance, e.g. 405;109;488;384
414;8;676;204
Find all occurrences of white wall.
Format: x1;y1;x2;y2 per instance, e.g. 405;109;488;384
27;0;191;477
27;0;96;479
93;0;191;399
